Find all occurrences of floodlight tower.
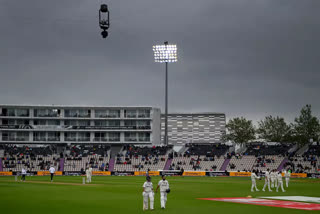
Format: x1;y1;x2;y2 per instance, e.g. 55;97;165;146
153;41;178;146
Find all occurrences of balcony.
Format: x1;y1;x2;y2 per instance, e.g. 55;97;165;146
34;137;47;141
47;137;60;141
77;137;91;141
65;137;77;141
94;137;108;142
138;138;150;142
2;137;29;141
125;138;137;142
138;114;150;118
65;113;90;118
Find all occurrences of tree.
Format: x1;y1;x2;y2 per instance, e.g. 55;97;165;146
292;104;320;145
257;115;292;143
223;117;255;145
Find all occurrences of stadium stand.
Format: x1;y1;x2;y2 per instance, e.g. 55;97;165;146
113;145;170;172
284;145;320;173
0;143;318;174
2;145;60;172
246;144;291;156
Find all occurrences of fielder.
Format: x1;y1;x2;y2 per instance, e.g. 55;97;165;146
274;170;278;188
276;171;286;192
21;168;27;182
86;168;92;183
142;176;154;211
251;170;260;192
89;166;93;182
270;170;276;188
49;166;55;182
262;168;272;192
284;170;291;188
156;175;170;209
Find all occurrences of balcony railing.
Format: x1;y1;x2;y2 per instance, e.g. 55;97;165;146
125;138;137;142
2;136;29;141
138;138;150;141
35;114;60;117
64;114;91;118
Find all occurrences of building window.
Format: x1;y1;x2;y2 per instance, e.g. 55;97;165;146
34;120;47;125
48;120;60;126
124;110;137;118
109;120;120;127
125;132;137;141
78;132;90;141
64;120;77;126
94;132;107;141
34;109;47;117
124;120;136;127
109;132;120;141
16;120;29;125
138;133;150;141
95;110;107;118
8;109;16;117
137;121;151;129
109;110;120;118
78;120;90;126
34;132;46;141
138;109;150;118
64;132;77;141
16;109;29;117
65;109;90;118
94;120;107;126
48;132;60;141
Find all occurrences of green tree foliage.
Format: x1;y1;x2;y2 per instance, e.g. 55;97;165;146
292;104;320;145
257;116;292;143
223;117;255;144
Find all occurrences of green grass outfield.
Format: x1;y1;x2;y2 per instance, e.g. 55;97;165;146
0;176;319;214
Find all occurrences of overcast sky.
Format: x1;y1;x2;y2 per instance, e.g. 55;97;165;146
0;0;319;123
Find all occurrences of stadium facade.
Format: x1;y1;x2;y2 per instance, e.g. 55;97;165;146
161;113;226;145
0;105;161;145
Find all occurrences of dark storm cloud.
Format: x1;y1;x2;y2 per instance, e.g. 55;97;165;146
0;0;320;123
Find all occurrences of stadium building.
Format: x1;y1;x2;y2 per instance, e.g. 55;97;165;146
161;113;226;145
0;105;161;145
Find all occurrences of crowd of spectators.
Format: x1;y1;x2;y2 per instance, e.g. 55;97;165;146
185;144;229;157
246;144;291;156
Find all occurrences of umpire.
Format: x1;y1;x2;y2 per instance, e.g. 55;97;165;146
49;166;55;182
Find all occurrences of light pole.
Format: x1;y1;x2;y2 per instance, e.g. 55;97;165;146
153;41;178;146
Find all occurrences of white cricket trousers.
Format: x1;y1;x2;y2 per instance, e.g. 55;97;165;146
277;181;285;192
143;192;154;210
263;179;271;191
285;178;290;187
160;191;168;208
270;177;275;188
251;180;259;191
86;175;91;183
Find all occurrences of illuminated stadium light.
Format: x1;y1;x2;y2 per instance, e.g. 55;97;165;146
153;43;177;63
152;41;178;146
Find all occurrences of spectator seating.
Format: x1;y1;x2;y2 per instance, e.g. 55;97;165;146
170;155;225;171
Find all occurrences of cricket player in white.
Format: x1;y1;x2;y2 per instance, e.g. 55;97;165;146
21;168;27;182
270;170;276;188
262;169;272;192
284;170;291;188
89;167;93;182
86;168;92;183
142;176;154;211
251;170;260;192
156;175;170;209
276;171;286;192
274;169;278;188
49;166;55;182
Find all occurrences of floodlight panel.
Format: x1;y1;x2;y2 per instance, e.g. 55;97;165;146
153;44;178;63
